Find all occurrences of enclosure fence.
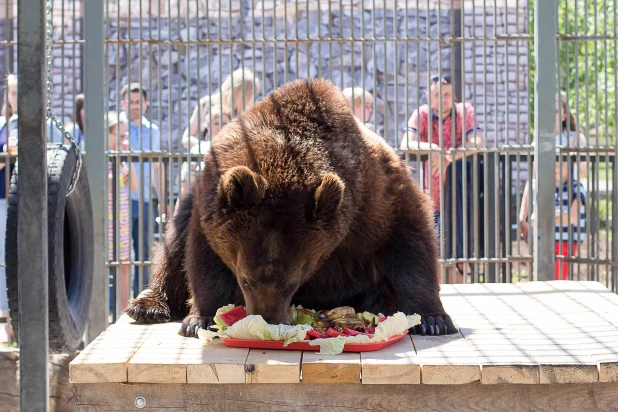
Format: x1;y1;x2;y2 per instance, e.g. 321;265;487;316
0;0;616;331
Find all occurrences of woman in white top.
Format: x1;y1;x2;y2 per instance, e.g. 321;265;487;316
519;92;587;241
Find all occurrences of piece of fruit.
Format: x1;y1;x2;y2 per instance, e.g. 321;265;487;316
377;316;387;323
366;326;376;334
343;328;366;336
331;317;365;330
361;311;378;325
295;308;318;321
326;327;347;337
216;306;248;329
311;320;332;330
294;314;315;325
317;310;329;319
213;315;227;330
307;329;329;339
325;306;355;320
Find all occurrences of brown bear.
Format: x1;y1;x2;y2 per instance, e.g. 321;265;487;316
126;78;457;337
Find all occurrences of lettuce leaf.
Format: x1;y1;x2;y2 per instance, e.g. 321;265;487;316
308;335;371;355
197;328;218;345
220;314;312;345
267;323;313;346
221;315;271;340
209;304;422;355
372;312;421;342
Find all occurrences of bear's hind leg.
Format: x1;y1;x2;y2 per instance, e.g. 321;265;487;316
126;193;194;323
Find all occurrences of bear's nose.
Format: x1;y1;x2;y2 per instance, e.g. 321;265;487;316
263;315;290;325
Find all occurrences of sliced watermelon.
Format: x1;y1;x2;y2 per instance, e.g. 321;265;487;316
326;327;347;337
306;329;329;340
342;328;366;336
216;306;248;329
377;316;387;323
365;326;376;334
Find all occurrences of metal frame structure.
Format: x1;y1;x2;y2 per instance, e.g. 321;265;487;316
17;0;49;409
10;0;618;407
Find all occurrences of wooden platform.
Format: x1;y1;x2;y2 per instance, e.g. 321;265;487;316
70;281;618;411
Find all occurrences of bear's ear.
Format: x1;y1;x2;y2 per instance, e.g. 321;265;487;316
313;173;344;222
219;166;267;211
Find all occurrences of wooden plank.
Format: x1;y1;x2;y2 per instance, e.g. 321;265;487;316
514;281;603;384
128;322;251;384
600;362;618;383
186;339;249;384
301;351;361;383
481;365;540;385
128;323;189;383
442;283;540;384
412;333;481;384
245;349;301;383
75;382;618;411
69;321;154;383
360;335;421;384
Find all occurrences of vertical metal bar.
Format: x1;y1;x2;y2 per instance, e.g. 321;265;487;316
533;0;557;281
84;0;107;340
17;0;49;409
613;0;618;292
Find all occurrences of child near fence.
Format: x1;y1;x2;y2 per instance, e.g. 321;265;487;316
107;111;137;312
524;160;587;280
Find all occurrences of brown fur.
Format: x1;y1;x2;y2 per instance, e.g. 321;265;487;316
126;79;457;336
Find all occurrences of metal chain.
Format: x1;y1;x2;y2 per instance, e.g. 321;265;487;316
45;0;82;196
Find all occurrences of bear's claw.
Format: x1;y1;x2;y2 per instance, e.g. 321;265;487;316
179;314;213;338
125;288;171;324
409;314;457;336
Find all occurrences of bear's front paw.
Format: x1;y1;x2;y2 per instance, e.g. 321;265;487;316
179;314;213;338
409;314;458;336
125;289;171;323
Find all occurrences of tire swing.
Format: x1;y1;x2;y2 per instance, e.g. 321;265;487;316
5;140;94;353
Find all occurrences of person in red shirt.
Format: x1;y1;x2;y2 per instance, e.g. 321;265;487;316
400;74;484;283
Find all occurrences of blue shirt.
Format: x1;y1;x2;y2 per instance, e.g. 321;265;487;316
555;180;586;242
124;115;160;203
46;119;64;144
65;123;84;150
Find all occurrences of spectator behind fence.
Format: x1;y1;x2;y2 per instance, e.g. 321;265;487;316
120;82;163;297
181;68;260;151
0;73;17;343
107;111;138;313
342;87;376;132
524;157;587;280
177;105;230;207
400;74;483;284
64;93;85;150
518;92;588;279
2;74;63;145
519;92;588;239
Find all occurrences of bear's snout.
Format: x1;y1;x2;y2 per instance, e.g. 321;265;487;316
245;296;294;325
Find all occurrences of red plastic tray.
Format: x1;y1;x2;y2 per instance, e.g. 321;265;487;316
220;333;407;352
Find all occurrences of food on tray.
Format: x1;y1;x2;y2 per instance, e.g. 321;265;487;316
198;304;421;355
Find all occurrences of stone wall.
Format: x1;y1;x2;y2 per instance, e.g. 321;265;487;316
0;0;530;154
463;6;530;147
103;2;528;151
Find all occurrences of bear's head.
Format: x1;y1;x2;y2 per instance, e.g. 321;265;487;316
208;165;347;324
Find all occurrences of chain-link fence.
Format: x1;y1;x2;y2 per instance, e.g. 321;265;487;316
0;0;616;334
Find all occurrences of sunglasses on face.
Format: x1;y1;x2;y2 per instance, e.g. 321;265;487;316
431;74;452;84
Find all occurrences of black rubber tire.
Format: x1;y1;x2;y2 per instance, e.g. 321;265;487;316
6;144;94;353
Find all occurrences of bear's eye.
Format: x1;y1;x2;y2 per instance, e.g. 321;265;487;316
242;280;250;288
